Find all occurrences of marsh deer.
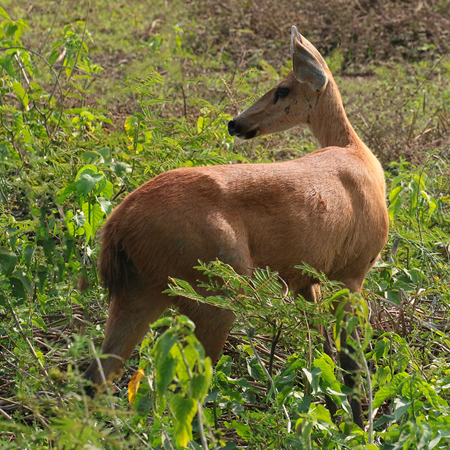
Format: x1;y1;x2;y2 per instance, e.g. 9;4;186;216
84;26;389;428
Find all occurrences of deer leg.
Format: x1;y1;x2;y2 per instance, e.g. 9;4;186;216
176;297;236;363
338;327;363;428
336;279;365;428
296;284;338;420
84;287;171;390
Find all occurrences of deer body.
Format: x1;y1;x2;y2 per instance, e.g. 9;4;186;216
84;27;389;427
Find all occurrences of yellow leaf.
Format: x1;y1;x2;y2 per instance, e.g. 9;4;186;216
128;369;145;406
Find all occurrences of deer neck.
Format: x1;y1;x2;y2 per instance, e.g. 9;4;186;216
308;77;365;150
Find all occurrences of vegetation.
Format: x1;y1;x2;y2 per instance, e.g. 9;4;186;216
0;0;449;448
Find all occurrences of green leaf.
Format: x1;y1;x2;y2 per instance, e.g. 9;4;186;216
191;374;209;401
216;354;233;376
373;414;394;428
155;353;177;398
58;182;77;203
23;244;35;266
0;55;15;77
13;110;23;133
99;180;113;200
77;172;104;202
114;162;131;177
393;397;411;421
124;115;138;138
21;127;32;144
12;81;29;110
0;247;17;276
247;356;267;382
303;366;322;395
48;49;60;65
388;185;403;222
373;382;394;410
98;197;112;215
97;147;111;163
373;372;408;409
313;353;336;384
0;6;11;20
9;272;32;301
231;420;252;440
169;394;196;447
32;317;48;332
82;202;104;239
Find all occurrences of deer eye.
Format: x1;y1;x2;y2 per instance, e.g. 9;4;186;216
274;87;290;103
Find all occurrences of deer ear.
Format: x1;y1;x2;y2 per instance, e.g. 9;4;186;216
291;27;327;92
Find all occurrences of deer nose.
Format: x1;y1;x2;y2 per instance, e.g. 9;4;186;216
228;119;237;136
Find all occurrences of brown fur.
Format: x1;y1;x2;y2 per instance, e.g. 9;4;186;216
84;27;388;427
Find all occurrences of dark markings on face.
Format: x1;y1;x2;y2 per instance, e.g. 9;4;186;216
315;94;321;107
285;105;291;115
304;93;313;110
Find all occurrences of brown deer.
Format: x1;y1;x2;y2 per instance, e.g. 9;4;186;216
84;26;389;428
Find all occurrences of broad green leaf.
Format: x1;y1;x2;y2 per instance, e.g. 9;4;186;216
82;202;104;239
373;414;394;428
98;197;112;215
59;182;77;203
124;116;138;138
114;161;131;177
303;366;321;395
32;317;48;332
23;244;35;266
0;6;11;20
0;247;17;276
77;172;104;202
247;356;267;382
155;354;177;400
83;219;92;243
231;420;252;440
169;395;196;447
21;127;32;144
98;180;113;199
191;374;210;401
12;81;29;110
393;397;411;421
154;329;179;365
313;353;336;384
373;383;394;409
388;185;403;222
9;273;31;301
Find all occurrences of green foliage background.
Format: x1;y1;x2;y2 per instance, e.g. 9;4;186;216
0;0;449;448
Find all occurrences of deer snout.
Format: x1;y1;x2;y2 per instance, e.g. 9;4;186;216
228;118;238;136
228;118;259;139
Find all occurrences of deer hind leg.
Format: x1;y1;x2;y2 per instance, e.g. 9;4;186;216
295;284;338;419
175;296;236;364
336;278;365;429
84;285;171;389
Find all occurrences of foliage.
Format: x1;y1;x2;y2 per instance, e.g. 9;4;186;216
0;1;449;449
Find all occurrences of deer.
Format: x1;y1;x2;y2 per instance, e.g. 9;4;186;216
83;26;389;428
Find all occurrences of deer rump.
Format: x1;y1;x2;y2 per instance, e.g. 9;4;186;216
101;150;383;302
